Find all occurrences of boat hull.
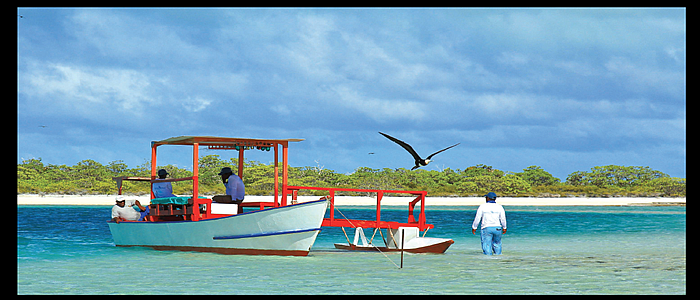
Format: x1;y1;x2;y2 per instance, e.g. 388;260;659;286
108;199;328;256
334;237;454;254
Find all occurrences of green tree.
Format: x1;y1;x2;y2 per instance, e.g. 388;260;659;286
500;174;532;194
565;171;588;186
461;164;503;194
642;177;686;197
197;155;229;192
16;157;685;198
43;164;74;194
70;159;113;194
566;165;668;188
515;166;561;187
347;167;400;193
107;160;129;176
244;160;276;195
17;158;47;193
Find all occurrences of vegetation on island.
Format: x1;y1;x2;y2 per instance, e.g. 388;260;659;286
17;155;686;198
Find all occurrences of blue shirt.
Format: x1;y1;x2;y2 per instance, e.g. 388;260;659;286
225;174;245;200
152;180;176;198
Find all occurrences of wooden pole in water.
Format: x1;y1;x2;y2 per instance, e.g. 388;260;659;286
400;228;404;269
341;227;352;246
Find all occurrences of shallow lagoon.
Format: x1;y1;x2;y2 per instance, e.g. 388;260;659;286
18;205;685;294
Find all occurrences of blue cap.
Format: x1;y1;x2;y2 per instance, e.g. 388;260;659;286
484;192;497;199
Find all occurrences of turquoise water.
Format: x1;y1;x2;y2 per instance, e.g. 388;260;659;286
18;205;685;294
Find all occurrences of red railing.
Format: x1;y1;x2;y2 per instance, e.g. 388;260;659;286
284;186;434;231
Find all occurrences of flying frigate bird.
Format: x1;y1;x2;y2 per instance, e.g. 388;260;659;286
378;132;460;170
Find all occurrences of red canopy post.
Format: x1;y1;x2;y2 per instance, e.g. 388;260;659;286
238;145;244;179
150;144;158;200
274;143;279;207
281;141;289;206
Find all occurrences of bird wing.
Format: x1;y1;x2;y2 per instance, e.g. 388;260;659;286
378;132;422;162
426;143;460;160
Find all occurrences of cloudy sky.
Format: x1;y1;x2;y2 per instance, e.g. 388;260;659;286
17;8;686;180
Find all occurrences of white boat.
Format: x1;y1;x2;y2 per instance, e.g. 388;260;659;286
108;198;328;256
332;227;454;254
108;136;328;256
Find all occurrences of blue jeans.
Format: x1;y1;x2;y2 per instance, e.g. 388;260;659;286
480;227;503;255
138;206;150;221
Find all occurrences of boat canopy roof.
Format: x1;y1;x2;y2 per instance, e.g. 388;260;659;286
152;136;305;147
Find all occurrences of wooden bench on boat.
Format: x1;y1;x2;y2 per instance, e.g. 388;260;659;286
148;196;210;221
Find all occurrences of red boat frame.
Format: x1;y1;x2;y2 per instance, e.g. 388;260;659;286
113;136;435;232
286;186;433;232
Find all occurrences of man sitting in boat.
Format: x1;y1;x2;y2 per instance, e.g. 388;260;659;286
111;196;150;223
212;167;245;204
152;169;176;198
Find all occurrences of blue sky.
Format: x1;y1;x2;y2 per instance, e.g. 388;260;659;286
17;8;686;180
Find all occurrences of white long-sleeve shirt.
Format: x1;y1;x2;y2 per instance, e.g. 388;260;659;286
472;202;507;230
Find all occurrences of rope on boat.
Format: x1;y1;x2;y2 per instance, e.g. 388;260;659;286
333;205;401;269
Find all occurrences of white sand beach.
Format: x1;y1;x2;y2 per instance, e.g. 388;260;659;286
17;194;685;206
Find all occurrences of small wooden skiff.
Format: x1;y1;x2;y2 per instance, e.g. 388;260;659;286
332;227;454;254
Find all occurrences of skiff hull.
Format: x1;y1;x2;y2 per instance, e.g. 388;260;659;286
108;199;328;256
334;237;454;254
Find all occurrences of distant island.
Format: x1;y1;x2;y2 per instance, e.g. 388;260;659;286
17;155;686;198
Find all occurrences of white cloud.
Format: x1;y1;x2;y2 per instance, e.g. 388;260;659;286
496;51;530;67
67;10;211;64
665;46;685;63
270;104;291;116
181;96;212;112
206;72;249;96
282;14;342;81
323;85;427;122
466;93;550;120
21;61;157;115
554;60;597;77
605;56;685;97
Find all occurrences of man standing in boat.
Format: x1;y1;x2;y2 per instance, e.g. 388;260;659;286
471;192;507;255
213;167;245;204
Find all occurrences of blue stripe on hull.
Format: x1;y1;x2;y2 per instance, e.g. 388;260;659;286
213;228;322;240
